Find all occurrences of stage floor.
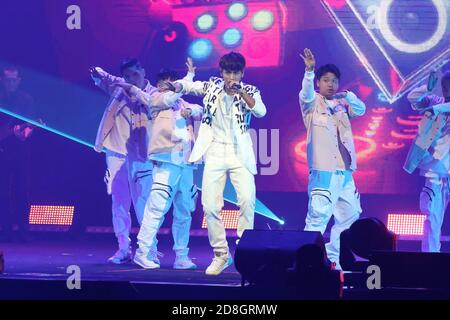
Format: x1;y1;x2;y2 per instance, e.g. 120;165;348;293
3;233;450;300
0;234;241;283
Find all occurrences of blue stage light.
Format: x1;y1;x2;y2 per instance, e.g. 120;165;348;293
195;13;216;33
193;167;282;224
222;28;242;48
189;39;213;60
227;2;247;21
252;10;274;31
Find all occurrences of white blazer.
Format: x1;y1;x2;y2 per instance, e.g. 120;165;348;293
178;75;266;174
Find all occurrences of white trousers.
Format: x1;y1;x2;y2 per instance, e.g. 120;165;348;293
105;151;153;251
201;142;256;255
137;161;197;257
304;170;362;267
421;176;449;252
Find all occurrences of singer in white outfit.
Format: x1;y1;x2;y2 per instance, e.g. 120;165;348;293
299;49;366;270
168;52;266;275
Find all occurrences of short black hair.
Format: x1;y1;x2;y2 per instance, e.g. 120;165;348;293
156;68;179;82
316;64;341;80
441;71;450;88
219;51;246;72
120;58;142;74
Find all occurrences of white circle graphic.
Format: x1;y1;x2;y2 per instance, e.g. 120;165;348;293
377;0;447;53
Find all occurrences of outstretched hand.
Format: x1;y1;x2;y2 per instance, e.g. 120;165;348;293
186;57;196;74
13;123;34;141
89;66;102;79
300;48;315;71
333;91;348;100
180;108;192;119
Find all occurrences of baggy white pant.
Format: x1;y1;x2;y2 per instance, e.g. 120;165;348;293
201;142;256;255
137;161;197;257
105;151;153;251
304;170;362;267
420;176;449;252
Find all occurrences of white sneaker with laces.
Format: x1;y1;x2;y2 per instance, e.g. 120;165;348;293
173;255;197;270
205;253;233;276
133;249;161;269
107;248;132;264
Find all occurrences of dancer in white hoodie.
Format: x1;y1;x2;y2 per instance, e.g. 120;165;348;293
91;58;184;264
134;62;203;270
404;70;450;252
299;49;366;270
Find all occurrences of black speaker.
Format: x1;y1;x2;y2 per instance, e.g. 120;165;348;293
234;230;327;285
340;217;397;271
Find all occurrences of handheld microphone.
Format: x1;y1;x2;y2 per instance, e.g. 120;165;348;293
427;71;438;92
333;91;348;99
231;83;242;91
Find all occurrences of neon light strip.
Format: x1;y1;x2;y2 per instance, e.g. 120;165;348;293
390;130;415;140
396;116;421;126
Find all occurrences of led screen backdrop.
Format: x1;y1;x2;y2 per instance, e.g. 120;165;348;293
0;0;448;196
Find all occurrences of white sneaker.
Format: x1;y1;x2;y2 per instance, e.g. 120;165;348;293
205;253;233;276
133;249;161;269
173;256;197;270
107;248;132;264
149;250;164;266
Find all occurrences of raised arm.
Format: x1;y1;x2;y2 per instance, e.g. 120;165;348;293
175;79;209;97
433;102;450;114
90;67;124;95
161;57;209;97
111;81;183;113
136;86;182;108
299;48;317;117
183;57;196;82
406;85;446;115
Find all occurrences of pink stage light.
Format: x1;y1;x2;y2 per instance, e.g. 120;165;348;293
29;205;74;226
202;210;240;230
171;0;286;67
387;213;426;236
